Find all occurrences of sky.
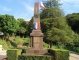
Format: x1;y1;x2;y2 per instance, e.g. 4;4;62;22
0;0;79;21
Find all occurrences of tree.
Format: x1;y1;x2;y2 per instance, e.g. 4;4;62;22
16;18;27;37
27;17;33;36
66;13;79;47
0;14;18;35
40;0;65;48
66;13;79;34
73;33;79;47
41;17;74;48
40;0;64;19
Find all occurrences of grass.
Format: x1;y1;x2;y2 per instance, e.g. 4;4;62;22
0;36;66;50
0;36;30;50
0;40;10;49
0;36;50;50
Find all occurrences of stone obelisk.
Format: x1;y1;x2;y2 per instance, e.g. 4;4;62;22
26;2;47;54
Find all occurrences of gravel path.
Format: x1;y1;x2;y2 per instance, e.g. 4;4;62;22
70;53;79;60
0;55;7;60
0;50;7;60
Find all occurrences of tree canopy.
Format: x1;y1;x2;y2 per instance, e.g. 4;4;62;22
0;14;28;37
39;0;79;48
16;18;28;37
0;14;17;35
66;13;79;34
40;0;64;19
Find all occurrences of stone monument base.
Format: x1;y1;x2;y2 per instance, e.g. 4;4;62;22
26;49;48;54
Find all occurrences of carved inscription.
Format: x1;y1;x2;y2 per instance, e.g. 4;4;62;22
34;37;40;42
34;44;39;48
34;37;40;49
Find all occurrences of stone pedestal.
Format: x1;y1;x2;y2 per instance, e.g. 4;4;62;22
26;30;48;54
30;30;43;49
26;49;48;54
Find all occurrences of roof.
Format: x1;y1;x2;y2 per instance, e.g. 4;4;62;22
26;21;30;24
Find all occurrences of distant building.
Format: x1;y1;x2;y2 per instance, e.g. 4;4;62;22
26;21;30;24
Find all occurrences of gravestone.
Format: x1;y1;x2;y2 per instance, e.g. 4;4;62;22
26;2;48;54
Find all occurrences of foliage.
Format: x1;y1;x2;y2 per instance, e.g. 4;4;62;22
27;17;33;35
0;14;29;37
66;46;79;53
0;14;18;35
72;47;79;53
7;49;22;60
73;33;79;47
66;13;79;33
48;49;69;60
0;40;10;49
43;0;61;8
18;54;53;60
40;0;64;19
39;0;69;48
16;18;28;37
0;36;30;49
41;17;75;47
66;13;79;51
43;42;49;48
21;48;29;53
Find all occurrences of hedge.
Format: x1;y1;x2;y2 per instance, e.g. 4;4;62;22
18;54;54;60
7;49;22;60
48;49;69;60
7;49;69;60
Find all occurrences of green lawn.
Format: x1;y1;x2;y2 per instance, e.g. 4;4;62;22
0;36;66;50
0;36;30;50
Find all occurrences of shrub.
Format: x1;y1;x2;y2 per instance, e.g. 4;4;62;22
21;48;26;53
18;54;54;60
7;49;22;60
43;42;49;48
48;49;69;60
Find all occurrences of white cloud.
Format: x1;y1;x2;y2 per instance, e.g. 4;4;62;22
18;13;27;20
12;1;34;20
21;2;34;12
60;0;79;8
14;11;32;20
74;2;79;8
6;0;12;2
2;6;11;11
61;0;78;3
60;0;79;15
28;0;32;4
74;4;79;8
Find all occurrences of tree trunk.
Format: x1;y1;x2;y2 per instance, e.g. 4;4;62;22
49;42;52;48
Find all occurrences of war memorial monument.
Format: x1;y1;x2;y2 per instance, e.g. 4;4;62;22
26;1;48;54
6;1;69;60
